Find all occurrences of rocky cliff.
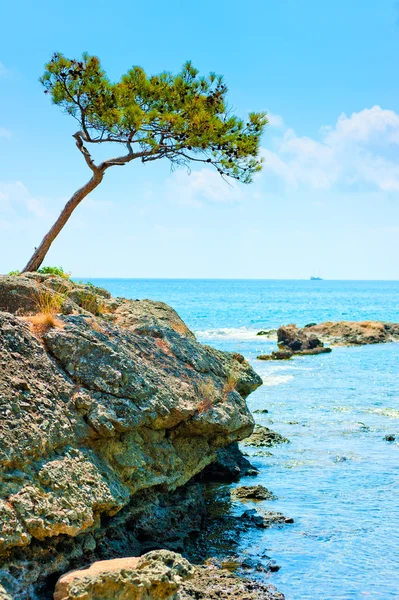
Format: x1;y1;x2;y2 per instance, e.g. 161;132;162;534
0;274;262;599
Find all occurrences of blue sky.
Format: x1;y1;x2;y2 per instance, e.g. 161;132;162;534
1;0;399;278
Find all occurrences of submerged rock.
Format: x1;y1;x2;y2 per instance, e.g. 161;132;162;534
384;434;396;442
0;274;263;597
232;485;277;501
242;424;289;448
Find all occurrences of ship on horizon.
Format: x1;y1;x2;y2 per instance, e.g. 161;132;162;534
310;276;323;280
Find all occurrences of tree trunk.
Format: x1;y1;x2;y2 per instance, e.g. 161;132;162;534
22;171;104;273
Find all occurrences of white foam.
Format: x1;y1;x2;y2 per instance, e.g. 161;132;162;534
196;327;276;341
262;374;294;386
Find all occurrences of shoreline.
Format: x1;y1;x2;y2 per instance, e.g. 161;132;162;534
0;274;289;599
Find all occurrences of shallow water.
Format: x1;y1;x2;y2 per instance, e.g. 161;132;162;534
84;279;399;600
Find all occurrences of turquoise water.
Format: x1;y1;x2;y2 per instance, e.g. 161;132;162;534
84;279;399;600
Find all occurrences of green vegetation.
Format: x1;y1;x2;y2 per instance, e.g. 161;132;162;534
9;266;70;278
22;52;268;273
38;266;70;278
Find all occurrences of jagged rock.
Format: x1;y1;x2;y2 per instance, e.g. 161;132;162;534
277;324;323;352
296;347;332;356
0;275;262;598
239;509;293;528
0;586;11;600
54;550;194;600
257;350;293;361
242;424;289;448
257;325;332;360
178;565;285;599
302;321;399;346
256;329;275;337
199;443;259;482
232;485;277;501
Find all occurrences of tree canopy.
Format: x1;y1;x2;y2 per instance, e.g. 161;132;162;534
41;52;267;181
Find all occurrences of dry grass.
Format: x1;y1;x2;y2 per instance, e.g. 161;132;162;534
26;287;65;338
197;380;217;414
35;287;65;315
222;369;239;396
78;291;106;316
27;313;64;337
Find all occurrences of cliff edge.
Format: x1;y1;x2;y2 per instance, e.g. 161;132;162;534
0;274;262;598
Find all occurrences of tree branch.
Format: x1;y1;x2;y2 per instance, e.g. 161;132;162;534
99;142;147;170
73;132;98;172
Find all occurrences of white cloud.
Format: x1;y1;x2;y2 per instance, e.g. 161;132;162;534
266;111;285;129
165;168;242;207
0;181;49;219
262;105;399;192
0;128;11;138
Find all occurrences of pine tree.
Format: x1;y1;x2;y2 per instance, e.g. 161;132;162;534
22;52;268;272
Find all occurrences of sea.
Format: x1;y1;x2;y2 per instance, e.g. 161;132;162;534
81;279;399;600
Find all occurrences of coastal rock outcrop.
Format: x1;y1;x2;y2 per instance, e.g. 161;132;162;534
257;324;331;360
54;550;194;600
256;320;399;353
242;424;289;447
0;274;262;598
303;321;399;345
277;324;324;352
54;549;285;600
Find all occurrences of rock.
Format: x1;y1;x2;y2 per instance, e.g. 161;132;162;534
296;347;332;356
0;585;12;600
384;434;396;442
199;443;259;482
277;324;324;352
258;325;331;359
242;424;289;448
251;450;273;457
239;509;292;528
232;485;277;501
253;409;269;414
256;329;275;336
0;275;263;596
257;350;293;361
178;565;285;599
54;550;194;600
299;321;399;346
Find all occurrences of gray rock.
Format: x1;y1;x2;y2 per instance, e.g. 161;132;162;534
0;275;262;597
232;485;277;501
242;424;289;448
295;321;399;346
54;550;194;600
277;324;324;352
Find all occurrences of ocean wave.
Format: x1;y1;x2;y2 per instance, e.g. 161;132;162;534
195;327;276;341
262;374;294;386
365;407;399;419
